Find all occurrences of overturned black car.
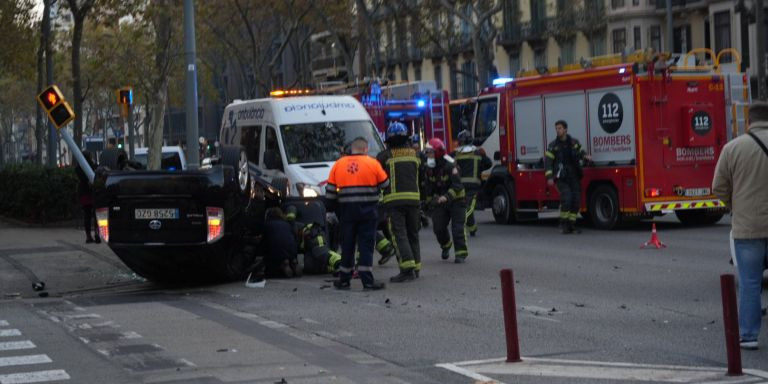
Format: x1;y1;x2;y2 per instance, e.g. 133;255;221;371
93;146;283;283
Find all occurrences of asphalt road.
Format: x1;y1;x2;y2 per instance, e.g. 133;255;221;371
1;212;766;384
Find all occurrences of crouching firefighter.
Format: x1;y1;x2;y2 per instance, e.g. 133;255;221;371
423;138;468;263
285;206;341;275
453;130;491;237
377;122;422;282
545;119;589;234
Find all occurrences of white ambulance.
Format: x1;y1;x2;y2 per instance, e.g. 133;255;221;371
219;95;384;201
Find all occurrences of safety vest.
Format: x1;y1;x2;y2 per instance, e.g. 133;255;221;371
424;156;465;202
326;154;390;204
454;145;488;186
377;146;421;206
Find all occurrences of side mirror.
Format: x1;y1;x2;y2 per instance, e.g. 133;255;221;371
263;150;282;170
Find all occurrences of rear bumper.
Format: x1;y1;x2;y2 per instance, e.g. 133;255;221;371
107;240;233;274
644;198;726;213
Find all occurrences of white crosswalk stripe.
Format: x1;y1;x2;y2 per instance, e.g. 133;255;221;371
0;355;52;368
0;330;21;338
0;369;70;384
0;342;35;352
0;321;69;383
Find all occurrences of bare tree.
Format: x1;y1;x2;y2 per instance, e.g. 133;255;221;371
438;0;502;89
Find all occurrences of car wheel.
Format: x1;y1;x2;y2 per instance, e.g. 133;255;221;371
220;145;250;196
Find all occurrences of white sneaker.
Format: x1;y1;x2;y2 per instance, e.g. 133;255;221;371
740;339;758;350
245;273;266;288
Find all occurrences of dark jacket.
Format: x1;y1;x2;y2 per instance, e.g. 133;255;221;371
423;155;465;205
545;135;586;181
452;145;492;189
377;145;421;206
263;218;298;265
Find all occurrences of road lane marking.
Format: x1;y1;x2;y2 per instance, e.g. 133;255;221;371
0;355;52;368
0;369;70;383
0;329;22;337
0;341;35;351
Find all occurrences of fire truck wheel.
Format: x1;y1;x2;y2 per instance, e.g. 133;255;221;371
675;210;725;226
491;183;515;224
589;185;620;230
220;145;251;197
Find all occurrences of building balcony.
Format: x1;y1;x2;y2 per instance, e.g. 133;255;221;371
654;0;703;9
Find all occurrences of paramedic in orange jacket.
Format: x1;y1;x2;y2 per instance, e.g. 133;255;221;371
325;137;390;290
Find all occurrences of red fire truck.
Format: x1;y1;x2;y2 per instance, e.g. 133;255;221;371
321;80;452;145
467;55;736;229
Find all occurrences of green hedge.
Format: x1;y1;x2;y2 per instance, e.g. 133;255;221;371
0;164;80;224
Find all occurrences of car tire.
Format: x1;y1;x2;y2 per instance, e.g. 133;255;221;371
220;145;250;197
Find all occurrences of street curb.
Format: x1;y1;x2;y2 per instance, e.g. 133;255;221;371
0;215;79;229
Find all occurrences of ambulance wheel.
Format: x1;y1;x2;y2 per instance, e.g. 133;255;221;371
492;183;515;224
675;210;725;226
589;185;620;230
220;145;250;196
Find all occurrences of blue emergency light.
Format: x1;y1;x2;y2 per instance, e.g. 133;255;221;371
492;77;515;86
416;99;426;108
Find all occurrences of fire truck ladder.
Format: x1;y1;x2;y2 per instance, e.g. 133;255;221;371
428;91;447;142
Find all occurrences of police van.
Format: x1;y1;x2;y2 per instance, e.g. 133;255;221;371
219;94;384;203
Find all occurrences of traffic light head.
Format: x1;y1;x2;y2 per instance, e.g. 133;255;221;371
118;88;133;105
36;85;75;129
37;85;64;110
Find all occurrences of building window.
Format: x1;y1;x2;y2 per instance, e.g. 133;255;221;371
611;0;625;9
612;28;626;54
673;25;691;54
434;64;442;89
460;61;477;98
590;33;606;56
650;25;661;52
633;26;641;50
714;11;731;52
509;51;520;75
560;40;574;65
534;49;546;68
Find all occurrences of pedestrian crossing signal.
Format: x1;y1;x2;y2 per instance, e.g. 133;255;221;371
117;87;133;105
36;85;75;129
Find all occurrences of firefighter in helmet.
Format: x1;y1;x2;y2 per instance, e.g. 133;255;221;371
545;120;590;234
377;122;422;281
423;138;468;263
452;130;491;236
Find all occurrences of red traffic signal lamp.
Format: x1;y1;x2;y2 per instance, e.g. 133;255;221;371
36;85;75;129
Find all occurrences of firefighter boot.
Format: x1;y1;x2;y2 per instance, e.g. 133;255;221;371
441;248;450;260
389;269;416;283
568;220;581;234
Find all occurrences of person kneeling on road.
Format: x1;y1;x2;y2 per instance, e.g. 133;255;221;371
262;207;301;278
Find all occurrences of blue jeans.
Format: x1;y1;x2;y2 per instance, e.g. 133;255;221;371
733;238;768;342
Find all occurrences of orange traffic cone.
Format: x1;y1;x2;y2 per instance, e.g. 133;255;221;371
641;223;666;249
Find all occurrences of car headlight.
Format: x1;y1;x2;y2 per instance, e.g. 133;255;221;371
296;183;320;198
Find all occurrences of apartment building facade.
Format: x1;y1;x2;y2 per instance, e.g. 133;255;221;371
313;0;763;99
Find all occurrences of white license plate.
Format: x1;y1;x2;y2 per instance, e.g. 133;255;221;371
135;208;179;219
684;188;710;197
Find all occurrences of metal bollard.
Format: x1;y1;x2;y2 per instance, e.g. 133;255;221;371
720;274;742;376
500;269;521;362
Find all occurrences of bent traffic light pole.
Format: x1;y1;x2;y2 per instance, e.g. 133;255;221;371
62;130;95;184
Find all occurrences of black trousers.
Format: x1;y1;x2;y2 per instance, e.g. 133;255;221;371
556;177;581;220
387;205;421;271
431;200;468;258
